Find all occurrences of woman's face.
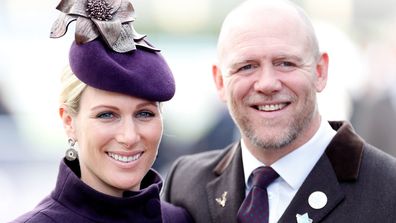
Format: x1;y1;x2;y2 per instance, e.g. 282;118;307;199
61;86;163;197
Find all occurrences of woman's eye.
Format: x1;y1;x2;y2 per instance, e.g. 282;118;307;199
136;111;155;119
96;112;115;119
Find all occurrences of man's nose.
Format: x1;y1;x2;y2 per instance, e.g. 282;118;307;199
253;66;282;95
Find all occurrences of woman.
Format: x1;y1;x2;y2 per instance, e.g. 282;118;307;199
10;0;192;222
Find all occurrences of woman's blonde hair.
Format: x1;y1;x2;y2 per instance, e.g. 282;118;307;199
59;66;87;116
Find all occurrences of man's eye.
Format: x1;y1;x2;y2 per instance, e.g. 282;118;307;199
96;112;114;119
274;61;298;72
277;61;296;67
237;64;254;72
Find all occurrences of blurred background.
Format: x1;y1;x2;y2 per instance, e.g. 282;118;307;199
1;0;396;221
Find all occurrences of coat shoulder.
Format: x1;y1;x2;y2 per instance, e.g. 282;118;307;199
361;143;396;181
170;144;235;174
163;147;227;193
323;143;396;222
160;201;194;223
9;197;57;223
12;213;56;223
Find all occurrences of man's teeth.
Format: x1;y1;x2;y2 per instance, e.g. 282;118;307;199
107;152;141;163
258;103;286;111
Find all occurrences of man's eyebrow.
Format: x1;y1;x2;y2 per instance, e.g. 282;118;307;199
228;59;256;68
273;54;303;62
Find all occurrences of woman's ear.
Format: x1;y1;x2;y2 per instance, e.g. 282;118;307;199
59;105;76;139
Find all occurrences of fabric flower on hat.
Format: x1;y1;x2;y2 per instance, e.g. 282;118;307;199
50;0;157;53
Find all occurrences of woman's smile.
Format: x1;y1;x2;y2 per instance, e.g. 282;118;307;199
106;151;143;163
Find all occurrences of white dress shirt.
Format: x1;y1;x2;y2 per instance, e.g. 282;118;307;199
241;118;337;223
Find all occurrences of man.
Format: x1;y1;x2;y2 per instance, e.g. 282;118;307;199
163;0;396;222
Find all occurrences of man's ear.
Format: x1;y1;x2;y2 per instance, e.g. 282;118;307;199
59;105;76;139
314;52;329;92
212;64;227;102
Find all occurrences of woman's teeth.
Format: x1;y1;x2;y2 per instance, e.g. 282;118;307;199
107;152;141;163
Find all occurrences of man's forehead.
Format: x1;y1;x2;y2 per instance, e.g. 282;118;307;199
218;23;311;58
217;3;305;48
225;0;299;24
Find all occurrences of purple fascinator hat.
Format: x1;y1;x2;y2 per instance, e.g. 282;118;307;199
50;0;175;101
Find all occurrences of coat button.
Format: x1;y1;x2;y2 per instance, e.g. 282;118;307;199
308;191;327;209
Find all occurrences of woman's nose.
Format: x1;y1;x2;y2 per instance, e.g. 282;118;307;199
115;119;140;148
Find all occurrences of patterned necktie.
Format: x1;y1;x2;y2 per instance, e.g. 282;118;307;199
237;166;279;223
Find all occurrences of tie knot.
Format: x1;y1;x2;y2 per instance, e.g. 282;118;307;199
250;166;279;189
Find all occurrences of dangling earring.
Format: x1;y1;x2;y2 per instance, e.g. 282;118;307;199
65;138;78;161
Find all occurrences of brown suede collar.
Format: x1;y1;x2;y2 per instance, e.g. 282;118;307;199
325;121;364;181
214;121;364;181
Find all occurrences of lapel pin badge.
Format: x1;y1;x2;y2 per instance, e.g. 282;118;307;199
296;213;313;223
308;191;328;210
215;191;228;207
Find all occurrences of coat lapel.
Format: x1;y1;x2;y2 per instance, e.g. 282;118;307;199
279;121;364;223
206;143;245;223
278;155;345;223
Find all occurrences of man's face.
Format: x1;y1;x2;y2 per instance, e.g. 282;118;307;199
214;9;328;153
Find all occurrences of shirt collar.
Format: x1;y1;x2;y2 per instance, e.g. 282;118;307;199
241;118;336;189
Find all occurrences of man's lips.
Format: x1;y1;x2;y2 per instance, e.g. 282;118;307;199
254;102;290;111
